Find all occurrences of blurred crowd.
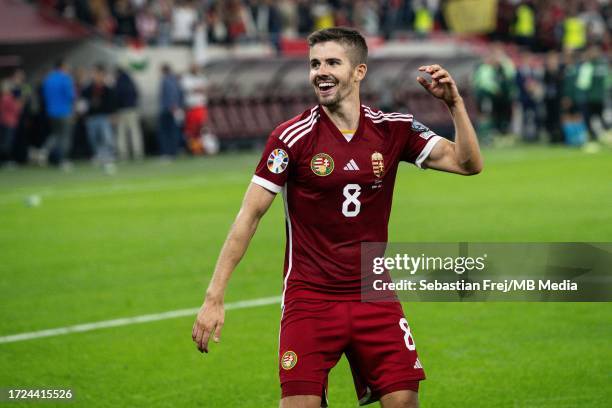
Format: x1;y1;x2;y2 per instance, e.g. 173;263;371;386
37;0;611;52
491;0;610;52
472;43;610;147
0;61;215;170
1;1;610;169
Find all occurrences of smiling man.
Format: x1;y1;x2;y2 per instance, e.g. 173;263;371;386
192;27;482;407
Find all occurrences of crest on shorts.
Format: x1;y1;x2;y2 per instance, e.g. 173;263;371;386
371;152;385;178
311;153;334;176
267;149;289;174
281;350;298;370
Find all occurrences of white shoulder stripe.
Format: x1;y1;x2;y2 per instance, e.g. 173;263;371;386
365;114;414;123
363;105;412;116
363;106;413;119
287;113;320;148
284;111;319;145
279;106;318;142
365;110;413;119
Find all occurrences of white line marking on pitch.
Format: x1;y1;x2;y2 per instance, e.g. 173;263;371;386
0;175;248;205
0;296;281;345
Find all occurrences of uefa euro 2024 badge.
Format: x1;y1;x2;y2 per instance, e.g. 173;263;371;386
267;149;289;174
311;153;334;176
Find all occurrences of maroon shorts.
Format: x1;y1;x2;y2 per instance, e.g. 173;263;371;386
279;300;425;405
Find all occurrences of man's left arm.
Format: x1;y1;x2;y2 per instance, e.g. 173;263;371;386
417;64;483;175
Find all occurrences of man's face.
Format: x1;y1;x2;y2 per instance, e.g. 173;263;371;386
309;41;362;107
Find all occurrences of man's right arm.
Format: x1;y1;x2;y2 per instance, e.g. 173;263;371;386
192;182;276;353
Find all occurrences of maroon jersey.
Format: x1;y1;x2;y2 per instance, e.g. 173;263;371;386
252;104;441;304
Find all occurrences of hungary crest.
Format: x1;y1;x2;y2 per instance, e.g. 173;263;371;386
311;153;334;176
267;148;289;174
281;350;298;370
371;152;385;178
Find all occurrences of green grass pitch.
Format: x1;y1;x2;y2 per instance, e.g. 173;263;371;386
0;146;611;407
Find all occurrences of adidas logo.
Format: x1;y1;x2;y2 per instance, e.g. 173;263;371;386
343;159;360;171
413;358;423;369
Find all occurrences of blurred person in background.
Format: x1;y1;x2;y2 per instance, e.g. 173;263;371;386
72;67;93;159
543;51;564;143
193;19;210;66
82;64;117;171
560;49;586;146
473;48;515;137
9;69;31;104
205;2;229;45
172;0;198;46
580;0;608;46
381;0;404;40
114;66;144;160
112;0;139;41
155;0;174;46
516;51;544;142
9;69;34;163
31;73;51;162
562;2;587;51
413;0;435;37
276;0;298;38
136;6;159;45
296;0;314;35
473;54;499;140
491;0;517;42
158;63;183;159
561;49;580;116
225;0;256;45
41;59;75;169
493;46;517;136
0;81;22;167
511;0;536;50
354;0;381;36
181;63;208;155
534;0;565;52
90;0;117;36
576;44;610;147
250;0;284;54
333;6;352;29
311;0;334;31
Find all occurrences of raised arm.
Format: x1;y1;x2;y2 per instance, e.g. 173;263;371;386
416;64;483;175
192;182;276;353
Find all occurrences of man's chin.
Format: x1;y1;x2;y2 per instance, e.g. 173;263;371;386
317;95;340;107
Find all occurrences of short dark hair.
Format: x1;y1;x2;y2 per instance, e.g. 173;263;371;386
307;27;368;66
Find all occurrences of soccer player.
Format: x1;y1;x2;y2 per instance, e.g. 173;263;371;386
192;27;482;407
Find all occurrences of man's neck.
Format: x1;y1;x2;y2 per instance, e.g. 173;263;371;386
321;96;361;131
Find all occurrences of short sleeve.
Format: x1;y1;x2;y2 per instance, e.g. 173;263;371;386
401;119;443;168
251;133;291;194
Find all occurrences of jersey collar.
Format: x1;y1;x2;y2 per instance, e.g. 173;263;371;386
318;104;366;144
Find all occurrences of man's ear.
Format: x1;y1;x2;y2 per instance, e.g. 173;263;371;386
354;63;367;82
